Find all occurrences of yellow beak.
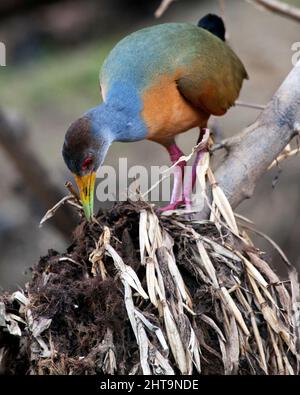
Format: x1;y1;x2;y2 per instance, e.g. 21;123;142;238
74;172;96;221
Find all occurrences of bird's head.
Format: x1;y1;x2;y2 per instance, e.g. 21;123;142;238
62;114;112;221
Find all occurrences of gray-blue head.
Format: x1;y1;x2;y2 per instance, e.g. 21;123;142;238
62;107;112;220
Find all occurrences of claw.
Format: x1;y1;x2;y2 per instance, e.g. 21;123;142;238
156;200;185;213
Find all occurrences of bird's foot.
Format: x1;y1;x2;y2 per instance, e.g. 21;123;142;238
156;197;195;213
156;199;185;213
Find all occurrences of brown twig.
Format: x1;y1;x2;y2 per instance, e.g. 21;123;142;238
155;0;176;18
248;0;300;22
65;181;80;203
235;100;266;110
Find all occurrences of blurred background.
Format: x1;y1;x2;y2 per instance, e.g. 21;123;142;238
0;0;299;290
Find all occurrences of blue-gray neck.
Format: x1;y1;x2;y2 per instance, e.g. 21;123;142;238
85;81;147;144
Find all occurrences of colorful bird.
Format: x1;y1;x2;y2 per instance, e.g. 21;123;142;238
62;14;248;220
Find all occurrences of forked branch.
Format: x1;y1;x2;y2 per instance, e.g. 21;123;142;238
248;0;300;23
211;61;300;212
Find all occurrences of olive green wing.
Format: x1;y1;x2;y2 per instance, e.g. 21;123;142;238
176;30;248;116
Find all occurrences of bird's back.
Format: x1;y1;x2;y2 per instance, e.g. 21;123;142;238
101;23;246;100
100;22;247;144
100;23;195;93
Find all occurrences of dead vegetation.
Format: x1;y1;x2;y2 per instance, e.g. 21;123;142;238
1;124;300;375
0;196;299;375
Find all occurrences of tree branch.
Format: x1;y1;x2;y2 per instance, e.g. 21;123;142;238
248;0;300;23
155;0;176;18
212;61;300;211
0;109;77;238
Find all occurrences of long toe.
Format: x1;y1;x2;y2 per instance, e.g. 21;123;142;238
156;200;185;213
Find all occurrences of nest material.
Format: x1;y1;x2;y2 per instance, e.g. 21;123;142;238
0;199;299;375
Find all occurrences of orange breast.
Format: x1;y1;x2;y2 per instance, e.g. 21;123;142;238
141;73;208;146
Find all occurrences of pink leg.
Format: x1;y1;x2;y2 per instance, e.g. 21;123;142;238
158;143;186;212
158;129;208;212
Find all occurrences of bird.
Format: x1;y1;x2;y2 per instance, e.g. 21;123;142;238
62;14;248;220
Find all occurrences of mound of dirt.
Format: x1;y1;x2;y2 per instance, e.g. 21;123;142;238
0;201;299;375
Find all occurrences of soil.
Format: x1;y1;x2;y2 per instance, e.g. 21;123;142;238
0;201;297;375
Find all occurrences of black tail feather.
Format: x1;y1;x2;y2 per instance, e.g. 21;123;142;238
197;14;226;41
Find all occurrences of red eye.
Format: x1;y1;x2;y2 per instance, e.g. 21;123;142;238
82;157;93;171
